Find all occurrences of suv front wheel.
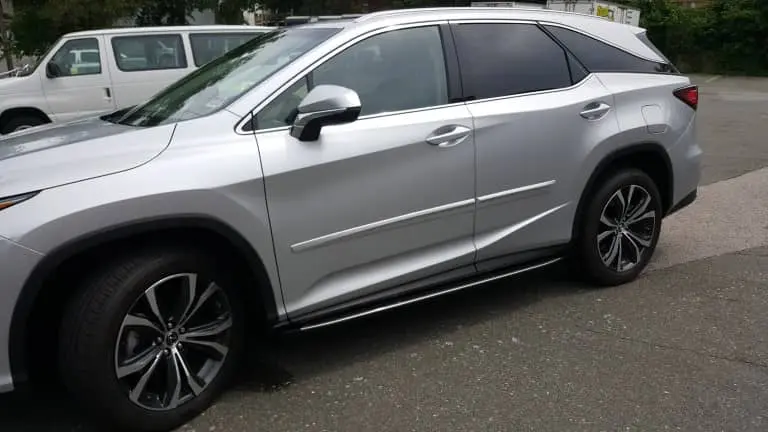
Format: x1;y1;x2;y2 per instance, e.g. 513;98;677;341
575;168;663;286
59;248;244;431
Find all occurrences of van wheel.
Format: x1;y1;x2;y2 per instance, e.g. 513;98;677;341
575;169;663;286
1;115;47;134
59;248;244;431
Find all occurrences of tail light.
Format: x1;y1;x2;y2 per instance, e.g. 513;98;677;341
674;85;699;110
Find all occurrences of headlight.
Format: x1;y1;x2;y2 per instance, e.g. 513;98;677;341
0;192;39;211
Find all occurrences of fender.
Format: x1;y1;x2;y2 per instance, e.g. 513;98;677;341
8;215;279;387
572;142;674;240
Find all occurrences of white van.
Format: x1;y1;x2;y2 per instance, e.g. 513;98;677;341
0;25;272;134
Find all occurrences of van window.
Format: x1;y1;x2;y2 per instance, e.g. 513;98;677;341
190;32;265;67
112;34;188;72
50;38;102;76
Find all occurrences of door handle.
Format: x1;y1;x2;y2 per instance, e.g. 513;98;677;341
426;125;472;148
104;87;112;99
580;102;611;120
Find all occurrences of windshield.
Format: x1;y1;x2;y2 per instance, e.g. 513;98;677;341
115;27;341;127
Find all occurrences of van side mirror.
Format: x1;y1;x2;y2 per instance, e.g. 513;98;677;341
46;62;62;78
290;85;361;142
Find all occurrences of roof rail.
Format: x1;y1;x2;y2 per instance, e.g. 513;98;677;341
355;6;613;24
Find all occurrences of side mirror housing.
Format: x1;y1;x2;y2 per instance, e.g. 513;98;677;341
46;62;62;78
290;85;361;142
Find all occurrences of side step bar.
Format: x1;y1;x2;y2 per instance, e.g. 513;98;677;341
298;256;563;331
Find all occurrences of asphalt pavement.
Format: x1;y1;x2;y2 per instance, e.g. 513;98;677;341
1;75;767;431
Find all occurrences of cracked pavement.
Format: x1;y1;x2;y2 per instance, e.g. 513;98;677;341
1;75;767;431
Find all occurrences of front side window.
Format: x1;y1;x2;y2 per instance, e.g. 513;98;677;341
50;38;102;77
112;34;187;72
452;23;572;100
190;32;266;67
255;26;449;130
114;27;340;127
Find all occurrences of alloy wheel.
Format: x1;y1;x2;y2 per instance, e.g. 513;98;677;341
114;273;233;411
597;184;657;272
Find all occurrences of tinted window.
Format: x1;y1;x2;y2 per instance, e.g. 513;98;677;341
50;38;102;76
452;23;572;100
190;32;265;67
567;52;589;83
255;26;449;130
313;26;449;117
112;34;187;72
545;26;673;74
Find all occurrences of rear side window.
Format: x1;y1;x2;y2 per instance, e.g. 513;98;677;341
190;32;265;67
544;25;675;74
452;23;573;100
112;34;187;72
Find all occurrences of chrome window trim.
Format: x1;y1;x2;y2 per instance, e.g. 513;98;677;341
236;20;451;135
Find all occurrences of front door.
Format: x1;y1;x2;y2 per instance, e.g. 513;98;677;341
254;25;477;317
40;36;116;123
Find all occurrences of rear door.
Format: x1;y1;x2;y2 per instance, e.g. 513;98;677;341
450;21;621;270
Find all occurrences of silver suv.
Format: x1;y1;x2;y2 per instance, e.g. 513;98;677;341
0;8;700;431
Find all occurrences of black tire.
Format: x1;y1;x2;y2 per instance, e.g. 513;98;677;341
59;248;244;432
1;115;47;135
574;168;663;286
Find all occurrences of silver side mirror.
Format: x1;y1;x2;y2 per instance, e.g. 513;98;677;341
290;85;361;142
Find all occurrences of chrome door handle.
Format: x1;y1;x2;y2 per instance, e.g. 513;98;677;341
426;125;472;148
580;102;611;120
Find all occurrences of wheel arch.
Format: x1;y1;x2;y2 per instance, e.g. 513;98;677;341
0;107;52;132
572;142;674;241
8;216;280;388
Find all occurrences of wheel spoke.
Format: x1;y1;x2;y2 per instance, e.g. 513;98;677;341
611;189;626;218
176;274;198;326
121;314;164;335
601;234;620;266
623;232;643;264
144;285;168;331
626;193;652;224
627;210;655;225
180;282;221;328
597;230;614;243
615;234;624;271
625;229;652;248
166;350;183;409
117;346;162;379
175;348;204;396
181;337;229;359
183;315;232;339
600;214;617;228
624;185;637;219
129;351;163;404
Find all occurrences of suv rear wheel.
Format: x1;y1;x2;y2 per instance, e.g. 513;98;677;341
59;248;244;431
575;169;663;286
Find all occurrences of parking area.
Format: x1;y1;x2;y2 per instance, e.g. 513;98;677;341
1;75;767;431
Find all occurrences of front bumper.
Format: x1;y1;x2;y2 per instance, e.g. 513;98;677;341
0;236;43;393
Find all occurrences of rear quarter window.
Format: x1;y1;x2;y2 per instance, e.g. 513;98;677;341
189;32;266;67
544;25;676;74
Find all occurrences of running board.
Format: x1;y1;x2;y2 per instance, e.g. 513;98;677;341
298;257;563;332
